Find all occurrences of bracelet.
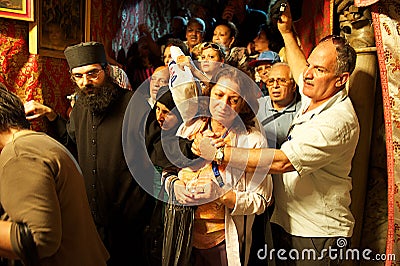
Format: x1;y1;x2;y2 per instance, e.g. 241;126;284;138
214;146;225;165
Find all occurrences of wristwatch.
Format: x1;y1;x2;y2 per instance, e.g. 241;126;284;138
215;146;225;165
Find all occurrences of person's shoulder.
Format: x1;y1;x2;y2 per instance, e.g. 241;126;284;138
314;95;359;135
337;96;359;126
9;131;66;156
237;126;267;147
257;96;272;111
177;118;207;138
229;46;247;56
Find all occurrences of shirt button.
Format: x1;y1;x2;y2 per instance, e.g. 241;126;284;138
92;139;96;144
92;169;96;175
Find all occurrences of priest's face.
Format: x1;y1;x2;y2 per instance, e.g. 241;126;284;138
72;63;119;115
70;63;106;90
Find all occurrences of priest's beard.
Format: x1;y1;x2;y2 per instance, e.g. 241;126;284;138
76;79;120;115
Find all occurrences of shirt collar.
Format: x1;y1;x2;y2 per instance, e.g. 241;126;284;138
267;93;300;113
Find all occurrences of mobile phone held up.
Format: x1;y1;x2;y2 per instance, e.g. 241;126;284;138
278;2;287;21
269;0;289;23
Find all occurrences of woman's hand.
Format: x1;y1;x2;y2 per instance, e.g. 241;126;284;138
173;180;197;205
24;100;57;121
192;177;236;209
191;130;225;159
175;55;201;75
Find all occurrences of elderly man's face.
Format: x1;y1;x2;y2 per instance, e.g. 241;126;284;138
302;41;341;103
267;64;296;108
150;68;169;101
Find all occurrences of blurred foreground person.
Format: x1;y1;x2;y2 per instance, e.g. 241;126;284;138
0;84;109;266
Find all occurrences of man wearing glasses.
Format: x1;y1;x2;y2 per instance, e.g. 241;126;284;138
24;42;153;266
248;50;282;96
256;62;301;149
250;62;301;265
193;4;359;265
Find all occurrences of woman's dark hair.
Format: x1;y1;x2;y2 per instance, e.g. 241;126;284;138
257;23;284;53
0;84;30;132
203;67;258;131
165;38;190;56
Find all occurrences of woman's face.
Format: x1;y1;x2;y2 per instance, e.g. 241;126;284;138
163;46;172;66
156;102;179;131
200;47;223;74
253;30;270;53
212;25;234;50
256;63;273;83
138;40;150;57
209;77;243;126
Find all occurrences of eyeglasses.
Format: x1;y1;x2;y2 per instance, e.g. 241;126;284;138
320;35;348;46
203;42;221;50
266;78;291;86
71;68;103;82
150;76;169;86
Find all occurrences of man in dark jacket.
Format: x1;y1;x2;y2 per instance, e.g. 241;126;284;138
24;42;153;266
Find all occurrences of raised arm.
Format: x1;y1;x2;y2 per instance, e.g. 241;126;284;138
24;100;58;121
276;4;307;84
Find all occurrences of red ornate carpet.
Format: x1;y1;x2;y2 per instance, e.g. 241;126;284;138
360;0;400;264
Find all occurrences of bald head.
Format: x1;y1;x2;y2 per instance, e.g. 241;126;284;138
150;66;169;101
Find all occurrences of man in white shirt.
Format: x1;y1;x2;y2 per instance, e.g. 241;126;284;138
193;4;359;265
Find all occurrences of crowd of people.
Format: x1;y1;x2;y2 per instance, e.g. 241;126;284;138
120;0;286;90
0;1;361;266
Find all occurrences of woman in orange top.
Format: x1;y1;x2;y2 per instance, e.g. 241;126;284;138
169;67;273;266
